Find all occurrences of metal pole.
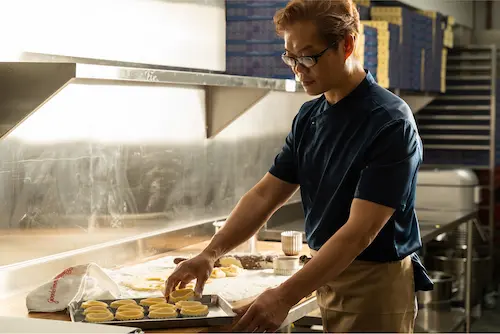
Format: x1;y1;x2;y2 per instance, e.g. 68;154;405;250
465;218;474;333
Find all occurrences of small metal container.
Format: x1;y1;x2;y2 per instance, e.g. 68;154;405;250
417;271;455;310
273;256;300;276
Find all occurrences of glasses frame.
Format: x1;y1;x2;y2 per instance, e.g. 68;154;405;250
281;41;338;69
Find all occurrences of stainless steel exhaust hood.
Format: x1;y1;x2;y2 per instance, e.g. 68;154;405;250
0;52;304;139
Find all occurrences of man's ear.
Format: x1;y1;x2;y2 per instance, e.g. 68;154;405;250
344;34;355;60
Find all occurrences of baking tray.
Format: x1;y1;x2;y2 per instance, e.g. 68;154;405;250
68;295;236;330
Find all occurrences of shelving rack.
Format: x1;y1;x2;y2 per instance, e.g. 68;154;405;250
415;45;498;290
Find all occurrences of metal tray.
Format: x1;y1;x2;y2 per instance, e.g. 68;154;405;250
68;295;236;330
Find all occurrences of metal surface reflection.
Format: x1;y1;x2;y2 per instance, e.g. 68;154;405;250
0;83;309;266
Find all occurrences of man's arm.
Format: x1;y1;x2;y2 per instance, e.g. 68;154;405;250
201;173;299;261
278;198;394;305
202;113;300;261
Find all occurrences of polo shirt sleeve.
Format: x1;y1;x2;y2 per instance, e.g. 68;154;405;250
354;119;421;210
268;116;299;184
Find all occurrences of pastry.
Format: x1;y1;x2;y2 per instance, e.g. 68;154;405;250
122;280;164;291
174;300;202;309
115;309;144;321
139;297;166;306
117;304;144;312
218;256;243;268
85;311;114;322
110;299;137;308
83;306;110;315
220;264;242;277
180;304;209;317
210;268;226;279
148;307;178;319
145;276;165;281
169;288;195;304
81;300;108;309
149;302;176;311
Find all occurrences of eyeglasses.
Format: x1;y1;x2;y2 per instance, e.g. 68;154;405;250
281;42;338;69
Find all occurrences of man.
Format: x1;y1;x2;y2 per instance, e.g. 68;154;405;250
165;0;433;332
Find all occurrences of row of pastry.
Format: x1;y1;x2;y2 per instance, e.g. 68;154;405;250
80;290;207;323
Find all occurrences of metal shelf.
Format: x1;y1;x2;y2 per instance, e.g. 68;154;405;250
447;75;492;80
447;65;492;71
418;125;490;130
446;85;491;90
421;164;490;170
423;144;490;150
437;96;491;101
448;55;492;61
416;47;497;334
424;105;490;111
0;52;304;139
417;115;490;120
420;134;490;140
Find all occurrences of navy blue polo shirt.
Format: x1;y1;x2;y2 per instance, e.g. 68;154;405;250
269;72;433;291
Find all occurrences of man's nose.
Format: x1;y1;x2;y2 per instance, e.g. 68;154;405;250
293;63;308;77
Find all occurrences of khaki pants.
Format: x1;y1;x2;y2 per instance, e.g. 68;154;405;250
311;250;417;333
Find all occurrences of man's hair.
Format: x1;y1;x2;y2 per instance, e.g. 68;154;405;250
273;0;360;46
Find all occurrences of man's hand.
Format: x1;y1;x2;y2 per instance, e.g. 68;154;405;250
232;287;293;333
164;253;215;298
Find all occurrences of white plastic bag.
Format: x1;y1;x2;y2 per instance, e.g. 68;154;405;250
26;263;120;313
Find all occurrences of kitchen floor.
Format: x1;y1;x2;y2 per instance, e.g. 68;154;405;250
472;303;500;332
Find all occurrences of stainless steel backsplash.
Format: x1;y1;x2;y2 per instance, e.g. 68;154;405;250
0;85;308;266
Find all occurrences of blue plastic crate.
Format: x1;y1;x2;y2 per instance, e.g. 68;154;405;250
358;4;371;20
225;0;286;20
363;26;378;37
226;19;278;41
226;40;284;53
226;52;294;79
226;0;288;6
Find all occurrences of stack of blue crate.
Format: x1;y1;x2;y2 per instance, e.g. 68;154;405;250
357;4;371;20
411;12;433;91
225;1;292;79
371;6;414;90
496;79;500;165
363;26;378;81
430;12;446;92
388;23;400;88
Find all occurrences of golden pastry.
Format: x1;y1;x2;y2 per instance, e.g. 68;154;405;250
81;300;108;309
210;268;226;279
122;280;164;291
180;304;209;317
145;276;165;281
85;311;114;322
139;297;166;306
115;309;144;321
83;306;110;315
220;264;242;277
117;304;144;312
148;307;178;319
149;302;176;311
110;299;137;308
174;300;202;309
169;288;194;304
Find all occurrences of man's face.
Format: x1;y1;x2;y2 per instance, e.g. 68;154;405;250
283;21;347;96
